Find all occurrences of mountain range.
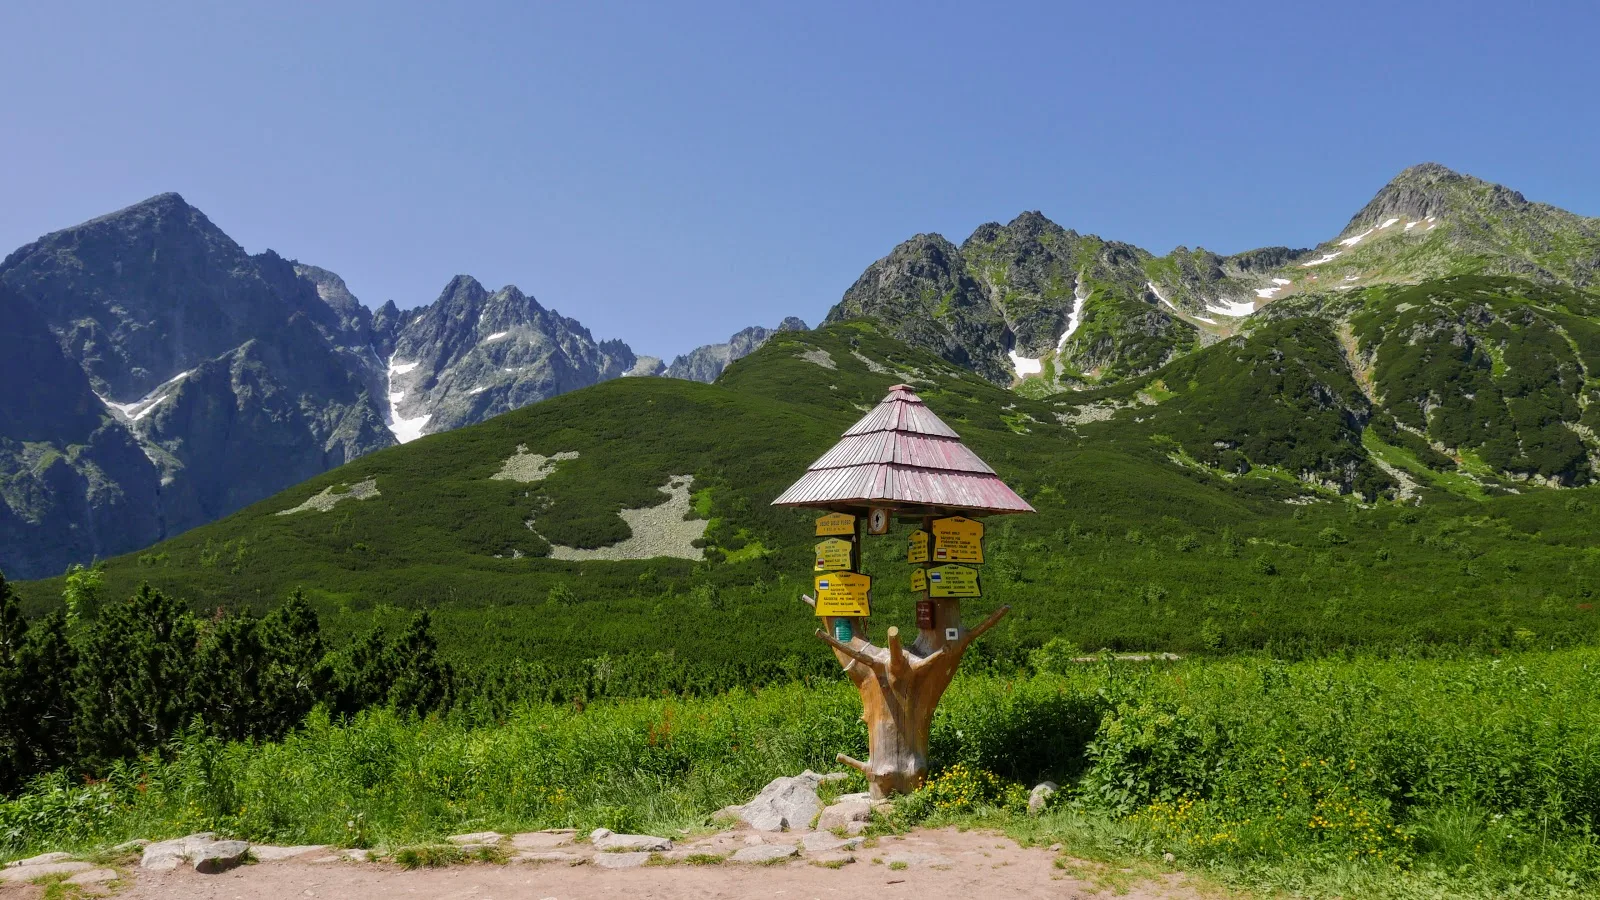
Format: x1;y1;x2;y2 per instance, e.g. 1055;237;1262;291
3;162;1597;579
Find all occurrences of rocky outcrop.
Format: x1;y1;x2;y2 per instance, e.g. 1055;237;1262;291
664;317;808;382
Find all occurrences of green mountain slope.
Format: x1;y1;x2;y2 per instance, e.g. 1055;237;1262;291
16;320;1600;674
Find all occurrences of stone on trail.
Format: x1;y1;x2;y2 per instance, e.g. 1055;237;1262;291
591;830;672;852
800;832;861;854
513;850;587;865
1028;781;1058;816
251;845;329;861
7;851;75;867
66;868;120;886
732;770;825;831
511;830;576;851
816;794;873;832
0;861;92;883
140;833;220;871
192;840;251;873
447;831;503;845
730;844;798;864
591;851;651;869
809;851;856;867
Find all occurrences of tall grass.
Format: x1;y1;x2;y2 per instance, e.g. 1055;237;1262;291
7;651;1600;895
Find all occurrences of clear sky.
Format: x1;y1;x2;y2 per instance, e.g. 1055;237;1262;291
3;1;1596;359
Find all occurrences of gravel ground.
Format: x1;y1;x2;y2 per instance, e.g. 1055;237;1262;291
274;478;380;516
547;475;706;561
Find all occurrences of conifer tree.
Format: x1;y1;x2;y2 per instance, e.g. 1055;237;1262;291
0;573;28;792
387;611;453;716
18;611;78;776
192;611;267;741
258;590;330;738
331;627;394;717
74;584;198;768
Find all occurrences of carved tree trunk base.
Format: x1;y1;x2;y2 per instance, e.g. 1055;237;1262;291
805;597;1009;799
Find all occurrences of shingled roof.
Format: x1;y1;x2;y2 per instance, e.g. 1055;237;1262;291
772;385;1035;516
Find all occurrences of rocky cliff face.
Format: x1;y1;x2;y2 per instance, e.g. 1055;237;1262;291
383;276;652;437
0;195;654;578
664;317;808;382
827;164;1600;390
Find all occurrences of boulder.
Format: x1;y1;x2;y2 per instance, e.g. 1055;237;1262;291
141;835;211;872
446;831;503;846
591;851;651;869
733;770;825;832
1028;781;1059;816
192;840;250;874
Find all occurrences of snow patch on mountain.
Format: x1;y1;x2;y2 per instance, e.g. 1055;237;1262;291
385;355;430;443
1057;280;1089;350
1302;251;1343;267
95;369;193;421
1339;227;1377;247
1206;298;1256;317
484;331;508;342
1009;350;1043;377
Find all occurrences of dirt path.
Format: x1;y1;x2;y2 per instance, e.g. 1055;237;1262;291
83;829;1213;900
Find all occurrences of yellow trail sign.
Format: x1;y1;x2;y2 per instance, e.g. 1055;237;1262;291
815;571;872;617
815;512;856;536
927;564;981;598
907;529;930;563
911;568;927;593
932;516;984;563
814;538;854;572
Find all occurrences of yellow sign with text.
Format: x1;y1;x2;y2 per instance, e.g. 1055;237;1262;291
815;572;872;617
911;568;927;593
932;516;984;563
927;564;981;598
815;512;856;537
814;538;854;572
907;529;930;563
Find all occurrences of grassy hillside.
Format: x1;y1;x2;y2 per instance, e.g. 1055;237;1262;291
16;320;1600;671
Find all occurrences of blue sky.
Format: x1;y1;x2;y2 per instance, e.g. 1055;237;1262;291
3;1;1596;359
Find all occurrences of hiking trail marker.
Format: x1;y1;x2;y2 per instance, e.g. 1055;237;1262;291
773;383;1034;799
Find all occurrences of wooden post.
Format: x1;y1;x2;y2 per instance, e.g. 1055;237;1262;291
802;512;1009;800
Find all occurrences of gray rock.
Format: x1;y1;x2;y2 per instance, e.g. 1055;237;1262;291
663;319;808;383
730;844;798;864
591;851;651;869
513;850;587;865
66;868;119;886
192;840;250;874
800;832;861;854
446;831;503;846
816;797;873;832
8;852;74;867
809;851;856;867
140;834;219;871
510;830;575;850
0;862;92;883
734;770;825;832
1028;781;1058;816
593;832;672;852
251;845;329;861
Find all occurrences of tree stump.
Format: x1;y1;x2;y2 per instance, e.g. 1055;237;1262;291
803;594;1009;799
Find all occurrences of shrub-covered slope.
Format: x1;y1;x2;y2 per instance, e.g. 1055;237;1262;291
15;322;1600;670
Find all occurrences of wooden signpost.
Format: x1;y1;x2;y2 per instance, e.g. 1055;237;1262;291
773;385;1034;799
